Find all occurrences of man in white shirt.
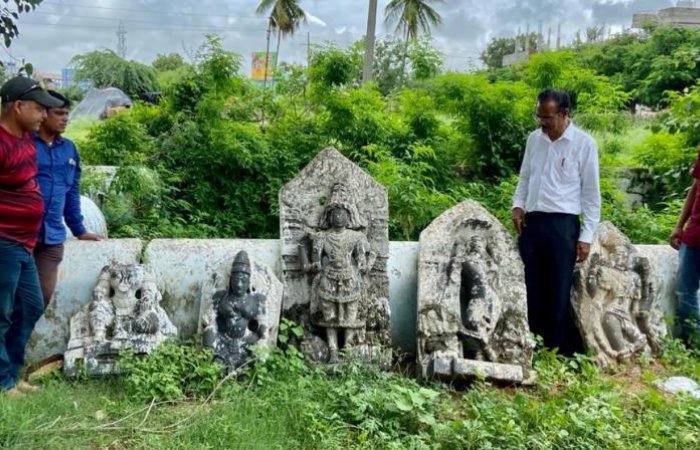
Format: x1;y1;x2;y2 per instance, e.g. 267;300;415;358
511;89;601;356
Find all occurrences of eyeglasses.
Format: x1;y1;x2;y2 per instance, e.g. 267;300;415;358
534;112;562;122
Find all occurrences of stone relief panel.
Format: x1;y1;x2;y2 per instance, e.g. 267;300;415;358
199;250;283;372
417;200;533;383
572;221;667;366
64;263;177;376
279;148;390;365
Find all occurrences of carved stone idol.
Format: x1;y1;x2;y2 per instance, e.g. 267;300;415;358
417;200;534;383
572;221;666;366
64;263;177;376
280;148;390;366
201;251;269;371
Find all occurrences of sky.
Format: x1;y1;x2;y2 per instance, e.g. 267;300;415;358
4;0;677;76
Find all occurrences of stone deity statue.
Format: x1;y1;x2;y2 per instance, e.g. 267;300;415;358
202;251;267;371
301;183;376;362
64;263;176;375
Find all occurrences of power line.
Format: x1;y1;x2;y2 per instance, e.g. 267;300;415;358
16;19;257;33
31;10;264;28
41;1;263;20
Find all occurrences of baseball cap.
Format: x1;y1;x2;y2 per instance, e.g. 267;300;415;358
0;76;64;108
47;89;70;108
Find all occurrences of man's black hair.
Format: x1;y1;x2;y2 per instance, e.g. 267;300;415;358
46;89;70;109
537;89;571;113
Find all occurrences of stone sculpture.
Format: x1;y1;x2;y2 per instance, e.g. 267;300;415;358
201;251;267;371
64;263;176;376
417;200;534;383
572;221;666;366
280;148;390;365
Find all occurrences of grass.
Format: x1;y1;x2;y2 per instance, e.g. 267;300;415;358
2;340;700;450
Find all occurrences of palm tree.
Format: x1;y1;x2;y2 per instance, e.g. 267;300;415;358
256;0;306;90
363;0;379;84
384;0;443;85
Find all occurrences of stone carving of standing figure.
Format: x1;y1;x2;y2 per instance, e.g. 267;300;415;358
302;183;376;362
202;251;266;371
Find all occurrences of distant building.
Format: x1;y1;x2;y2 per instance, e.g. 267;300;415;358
632;1;700;29
36;72;62;89
61;68;75;88
2;60;18;76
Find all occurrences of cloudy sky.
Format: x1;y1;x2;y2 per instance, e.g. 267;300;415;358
5;0;676;75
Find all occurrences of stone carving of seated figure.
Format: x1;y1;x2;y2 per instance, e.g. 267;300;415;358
202;251;266;371
587;264;647;362
64;263;177;376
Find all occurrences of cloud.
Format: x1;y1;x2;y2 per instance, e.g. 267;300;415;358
5;0;675;75
305;12;327;28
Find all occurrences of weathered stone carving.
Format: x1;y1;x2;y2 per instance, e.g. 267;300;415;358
200;250;281;371
572;221;666;365
280;148;390;365
64;263;176;376
417;200;534;383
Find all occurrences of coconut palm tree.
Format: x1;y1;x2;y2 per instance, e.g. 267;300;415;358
256;0;307;89
384;0;443;85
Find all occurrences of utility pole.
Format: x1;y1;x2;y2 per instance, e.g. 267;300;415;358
556;23;561;50
362;0;378;84
117;21;127;58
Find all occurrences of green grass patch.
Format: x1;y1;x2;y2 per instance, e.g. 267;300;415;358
3;340;700;449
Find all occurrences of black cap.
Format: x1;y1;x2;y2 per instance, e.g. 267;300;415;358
46;89;70;108
0;76;64;108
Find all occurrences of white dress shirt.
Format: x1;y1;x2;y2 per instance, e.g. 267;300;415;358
512;122;601;243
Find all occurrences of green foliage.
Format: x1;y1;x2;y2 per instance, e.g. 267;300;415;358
480;34;538;70
71;49;159;96
119;340;223;401
80;106;157;165
0;0;42;47
151;52;187;72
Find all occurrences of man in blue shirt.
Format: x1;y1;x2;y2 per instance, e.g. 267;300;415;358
34;90;103;307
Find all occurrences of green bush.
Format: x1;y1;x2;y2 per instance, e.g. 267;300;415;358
119;340;223;401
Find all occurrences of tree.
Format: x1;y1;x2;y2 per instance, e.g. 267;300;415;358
585;25;606;43
255;0;307;89
363;0;378;84
0;0;42;47
71;50;158;97
480;32;542;70
152;53;186;72
384;0;443;85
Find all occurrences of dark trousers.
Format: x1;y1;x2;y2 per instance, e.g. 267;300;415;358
0;238;44;390
34;242;65;307
518;212;584;356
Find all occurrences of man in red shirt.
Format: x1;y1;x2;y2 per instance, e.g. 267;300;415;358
0;77;62;395
670;148;700;347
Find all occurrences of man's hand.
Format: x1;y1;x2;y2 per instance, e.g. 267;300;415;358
576;241;591;263
669;226;683;250
511;207;526;235
77;232;104;241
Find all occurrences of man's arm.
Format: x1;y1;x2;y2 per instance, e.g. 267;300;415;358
64;147;102;240
577;138;601;261
670;179;697;250
511;136;532;235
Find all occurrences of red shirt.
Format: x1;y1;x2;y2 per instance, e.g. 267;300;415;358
682;156;700;249
0;125;44;252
